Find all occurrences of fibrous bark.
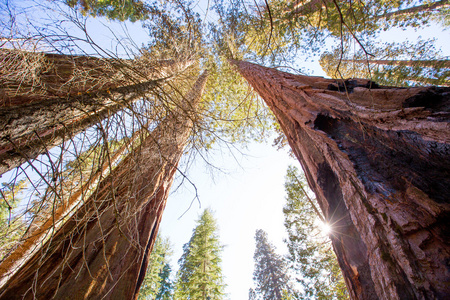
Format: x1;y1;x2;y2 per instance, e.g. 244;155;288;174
0;49;191;107
0;71;208;300
0;50;193;176
231;60;450;300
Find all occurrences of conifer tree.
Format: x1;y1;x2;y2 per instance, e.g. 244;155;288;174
283;166;348;299
138;234;173;300
252;229;290;300
175;209;225;300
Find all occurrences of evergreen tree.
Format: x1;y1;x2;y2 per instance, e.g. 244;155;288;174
283;166;348;299
252;229;290;300
138;234;173;300
175;209;225;300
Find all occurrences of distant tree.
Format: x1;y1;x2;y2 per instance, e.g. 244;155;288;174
0;180;27;260
252;229;290;300
65;0;152;22
138;234;173;300
175;209;225;299
283;166;348;299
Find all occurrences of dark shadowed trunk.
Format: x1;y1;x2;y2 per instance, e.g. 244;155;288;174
0;71;208;300
231;60;450;300
0;51;193;176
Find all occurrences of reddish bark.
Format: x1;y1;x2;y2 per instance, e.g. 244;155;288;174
0;51;193;176
231;60;450;299
0;49;190;107
0;71;208;300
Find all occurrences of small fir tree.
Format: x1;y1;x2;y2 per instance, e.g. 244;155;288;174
252;229;290;300
175;208;225;299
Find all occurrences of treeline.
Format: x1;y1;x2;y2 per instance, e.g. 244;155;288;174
137;166;347;300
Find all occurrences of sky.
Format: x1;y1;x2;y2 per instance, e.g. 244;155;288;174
160;140;299;299
2;1;449;299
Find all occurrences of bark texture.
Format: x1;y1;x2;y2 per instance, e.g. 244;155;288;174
0;51;193;176
231;60;450;300
0;49;191;107
0;71;208;300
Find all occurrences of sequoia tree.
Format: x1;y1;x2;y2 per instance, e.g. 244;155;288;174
0;71;208;300
231;60;450;299
0;50;193;175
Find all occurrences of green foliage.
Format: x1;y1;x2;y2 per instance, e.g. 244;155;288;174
0;180;27;260
283;166;348;299
252;229;290;300
138;234;174;300
66;0;151;22
175;208;225;299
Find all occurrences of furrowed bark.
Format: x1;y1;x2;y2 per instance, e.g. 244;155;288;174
0;53;194;176
0;49;193;107
0;71;208;300
231;60;450;300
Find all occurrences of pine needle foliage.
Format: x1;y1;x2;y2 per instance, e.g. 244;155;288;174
138;234;174;300
283;166;348;299
175;209;225;300
252;229;290;300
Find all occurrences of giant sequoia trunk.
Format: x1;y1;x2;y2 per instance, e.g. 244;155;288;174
231;60;450;299
0;49;191;107
0;71;208;300
0;50;193;176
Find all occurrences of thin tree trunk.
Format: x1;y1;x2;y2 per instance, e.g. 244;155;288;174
379;0;450;20
0;55;193;176
0;71;208;300
231;60;450;299
343;59;450;69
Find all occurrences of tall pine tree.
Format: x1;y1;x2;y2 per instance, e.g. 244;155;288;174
252;229;290;300
283;166;348;299
175;209;225;299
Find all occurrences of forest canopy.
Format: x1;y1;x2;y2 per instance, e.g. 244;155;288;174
0;0;449;298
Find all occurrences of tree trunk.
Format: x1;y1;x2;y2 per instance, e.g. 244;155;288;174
0;71;208;300
343;59;450;69
0;49;192;107
0;53;193;176
379;0;450;20
231;60;450;300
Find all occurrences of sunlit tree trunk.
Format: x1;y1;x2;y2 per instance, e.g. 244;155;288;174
379;0;450;20
342;59;450;69
0;50;193;176
231;60;450;300
0;49;191;107
0;71;208;300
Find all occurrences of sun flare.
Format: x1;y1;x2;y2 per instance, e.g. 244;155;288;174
320;222;332;235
